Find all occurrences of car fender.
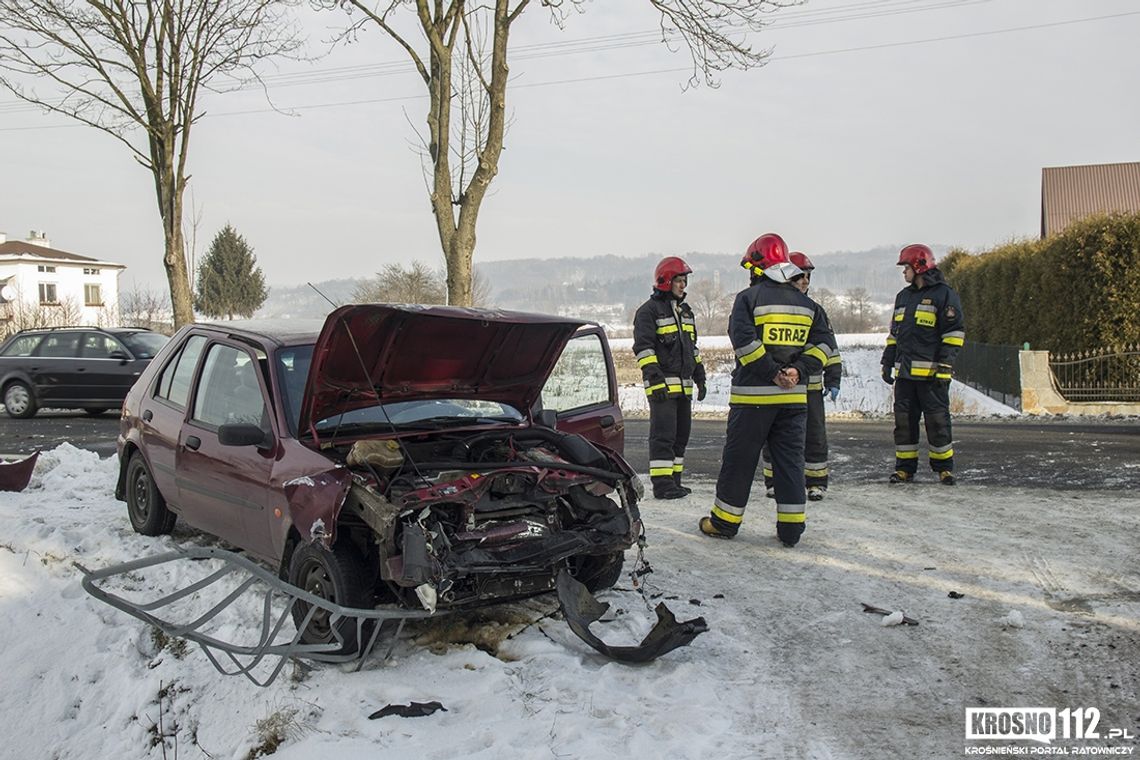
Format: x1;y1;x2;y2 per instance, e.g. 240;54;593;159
281;466;354;548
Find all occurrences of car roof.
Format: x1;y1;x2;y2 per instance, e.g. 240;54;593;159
196;319;325;347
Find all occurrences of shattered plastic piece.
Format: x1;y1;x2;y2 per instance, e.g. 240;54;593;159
556;569;707;663
368;701;448;720
861;603;919;626
415;583;438;613
0;451;38;492
948;591;965;599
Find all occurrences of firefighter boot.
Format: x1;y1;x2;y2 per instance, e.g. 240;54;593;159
889;470;914;484
699;516;736;540
939;471;956;486
672;472;693;496
777;522;804;548
652;477;686;500
807;486;826;501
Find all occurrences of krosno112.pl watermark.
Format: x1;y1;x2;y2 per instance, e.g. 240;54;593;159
964;707;1136;755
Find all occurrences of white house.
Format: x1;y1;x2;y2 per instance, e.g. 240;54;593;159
0;230;125;330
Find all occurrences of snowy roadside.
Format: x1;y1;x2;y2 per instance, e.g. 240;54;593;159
2;445;1138;759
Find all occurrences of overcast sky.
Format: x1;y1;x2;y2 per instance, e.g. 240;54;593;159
2;0;1138;292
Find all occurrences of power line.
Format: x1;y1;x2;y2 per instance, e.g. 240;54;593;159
0;9;1135;131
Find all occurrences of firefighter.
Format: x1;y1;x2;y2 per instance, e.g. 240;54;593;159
633;256;706;499
700;234;831;546
761;251;841;501
881;243;966;485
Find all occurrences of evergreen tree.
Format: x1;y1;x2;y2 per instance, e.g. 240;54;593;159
194;225;269;319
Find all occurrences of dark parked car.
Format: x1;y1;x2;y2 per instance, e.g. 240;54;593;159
115;305;640;650
0;326;169;418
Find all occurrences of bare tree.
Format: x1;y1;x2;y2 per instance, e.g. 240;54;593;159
843;286;875;332
0;1;303;328
688;278;732;336
353;261;447;304
120;283;173;333
320;0;795;306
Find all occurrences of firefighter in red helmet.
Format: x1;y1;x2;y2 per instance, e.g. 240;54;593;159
761;251;841;501
633;256;705;499
881;244;966;485
700;234;831;546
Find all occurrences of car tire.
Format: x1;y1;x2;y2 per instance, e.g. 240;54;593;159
288;542;373;653
571;551;626;592
125;454;176;536
83;408;108;416
3;381;38;419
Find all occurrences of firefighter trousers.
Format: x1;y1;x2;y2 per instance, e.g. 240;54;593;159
648;395;693;489
710;406;807;545
763;390;829;489
893;378;953;474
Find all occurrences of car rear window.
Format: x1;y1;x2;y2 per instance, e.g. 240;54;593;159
156;335;207;409
0;334;44;357
36;332;81;357
117;331;169;359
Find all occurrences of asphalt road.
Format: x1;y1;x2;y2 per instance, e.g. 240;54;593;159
3;411;1138;491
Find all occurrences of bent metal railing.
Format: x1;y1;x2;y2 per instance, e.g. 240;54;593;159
79;546;438;687
1049;344;1140;403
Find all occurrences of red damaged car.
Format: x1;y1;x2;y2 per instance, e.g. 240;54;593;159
115;305;642;648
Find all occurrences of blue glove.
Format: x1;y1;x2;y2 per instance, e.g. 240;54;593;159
827;386;839;402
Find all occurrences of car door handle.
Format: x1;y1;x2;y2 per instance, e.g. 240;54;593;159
142;409;153;422
184;435;201;451
599;415;615;428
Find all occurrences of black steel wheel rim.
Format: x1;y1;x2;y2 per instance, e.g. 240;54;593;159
299;558;336;640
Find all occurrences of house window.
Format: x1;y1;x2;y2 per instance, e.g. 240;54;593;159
38;283;58;305
37;265;56;273
83;267;101;275
84;283;103;306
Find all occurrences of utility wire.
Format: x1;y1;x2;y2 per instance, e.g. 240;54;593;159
0;9;1136;131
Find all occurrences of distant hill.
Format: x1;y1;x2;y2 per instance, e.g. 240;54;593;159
256;246;946;324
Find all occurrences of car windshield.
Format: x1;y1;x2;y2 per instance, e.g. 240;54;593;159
275;345;525;437
117;331;170;359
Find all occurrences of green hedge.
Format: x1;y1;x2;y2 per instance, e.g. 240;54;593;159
939;212;1140;353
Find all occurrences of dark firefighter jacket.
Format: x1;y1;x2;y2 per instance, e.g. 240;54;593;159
728;277;830;407
881;267;966;381
633;291;705;397
806;303;842;393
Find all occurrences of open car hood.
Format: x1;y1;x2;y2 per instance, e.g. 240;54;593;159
298;304;586;434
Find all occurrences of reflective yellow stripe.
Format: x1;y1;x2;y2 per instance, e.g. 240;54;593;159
637;355;659;367
730;392;807;405
656;325;679;334
895;450;919;459
909;366;937;377
826;355;842;367
644;383;666;396
935;373;951;380
712;506;743;524
804;345;828;365
762;467;773;477
682;324;695;335
804;467;828;478
739;344;766;365
650;466;674;477
886;337;897;345
672;464;684;473
942;336;964;346
777;512;806;524
929;448;954;460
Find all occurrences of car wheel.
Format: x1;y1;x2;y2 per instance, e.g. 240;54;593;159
83;408;108;417
571;551;626;592
3;381;38;419
288;542;372;653
125;454;176;536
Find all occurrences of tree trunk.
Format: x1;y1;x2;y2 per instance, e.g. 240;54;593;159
446;232;475;306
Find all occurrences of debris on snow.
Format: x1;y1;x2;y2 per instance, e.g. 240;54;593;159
368;701;448;720
861;603;919;625
1000;610;1026;629
880;610;906;627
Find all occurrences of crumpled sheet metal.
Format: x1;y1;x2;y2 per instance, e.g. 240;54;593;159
555;569;708;663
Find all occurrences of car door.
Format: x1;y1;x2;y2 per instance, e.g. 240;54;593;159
141;334;209;507
175;341;273;550
29;331;83;405
79;332;142;403
540;326;625;454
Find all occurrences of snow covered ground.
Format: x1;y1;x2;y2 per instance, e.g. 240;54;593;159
2;336;1135;760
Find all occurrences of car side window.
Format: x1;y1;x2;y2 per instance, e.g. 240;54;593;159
541;332;612;413
191;344;267;429
35;332;81;358
81;332;123;359
156;335;207;409
0;334;44;356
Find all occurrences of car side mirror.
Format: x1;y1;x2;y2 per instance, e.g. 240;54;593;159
218;423;271;449
535;409;558;429
108;350;130;364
